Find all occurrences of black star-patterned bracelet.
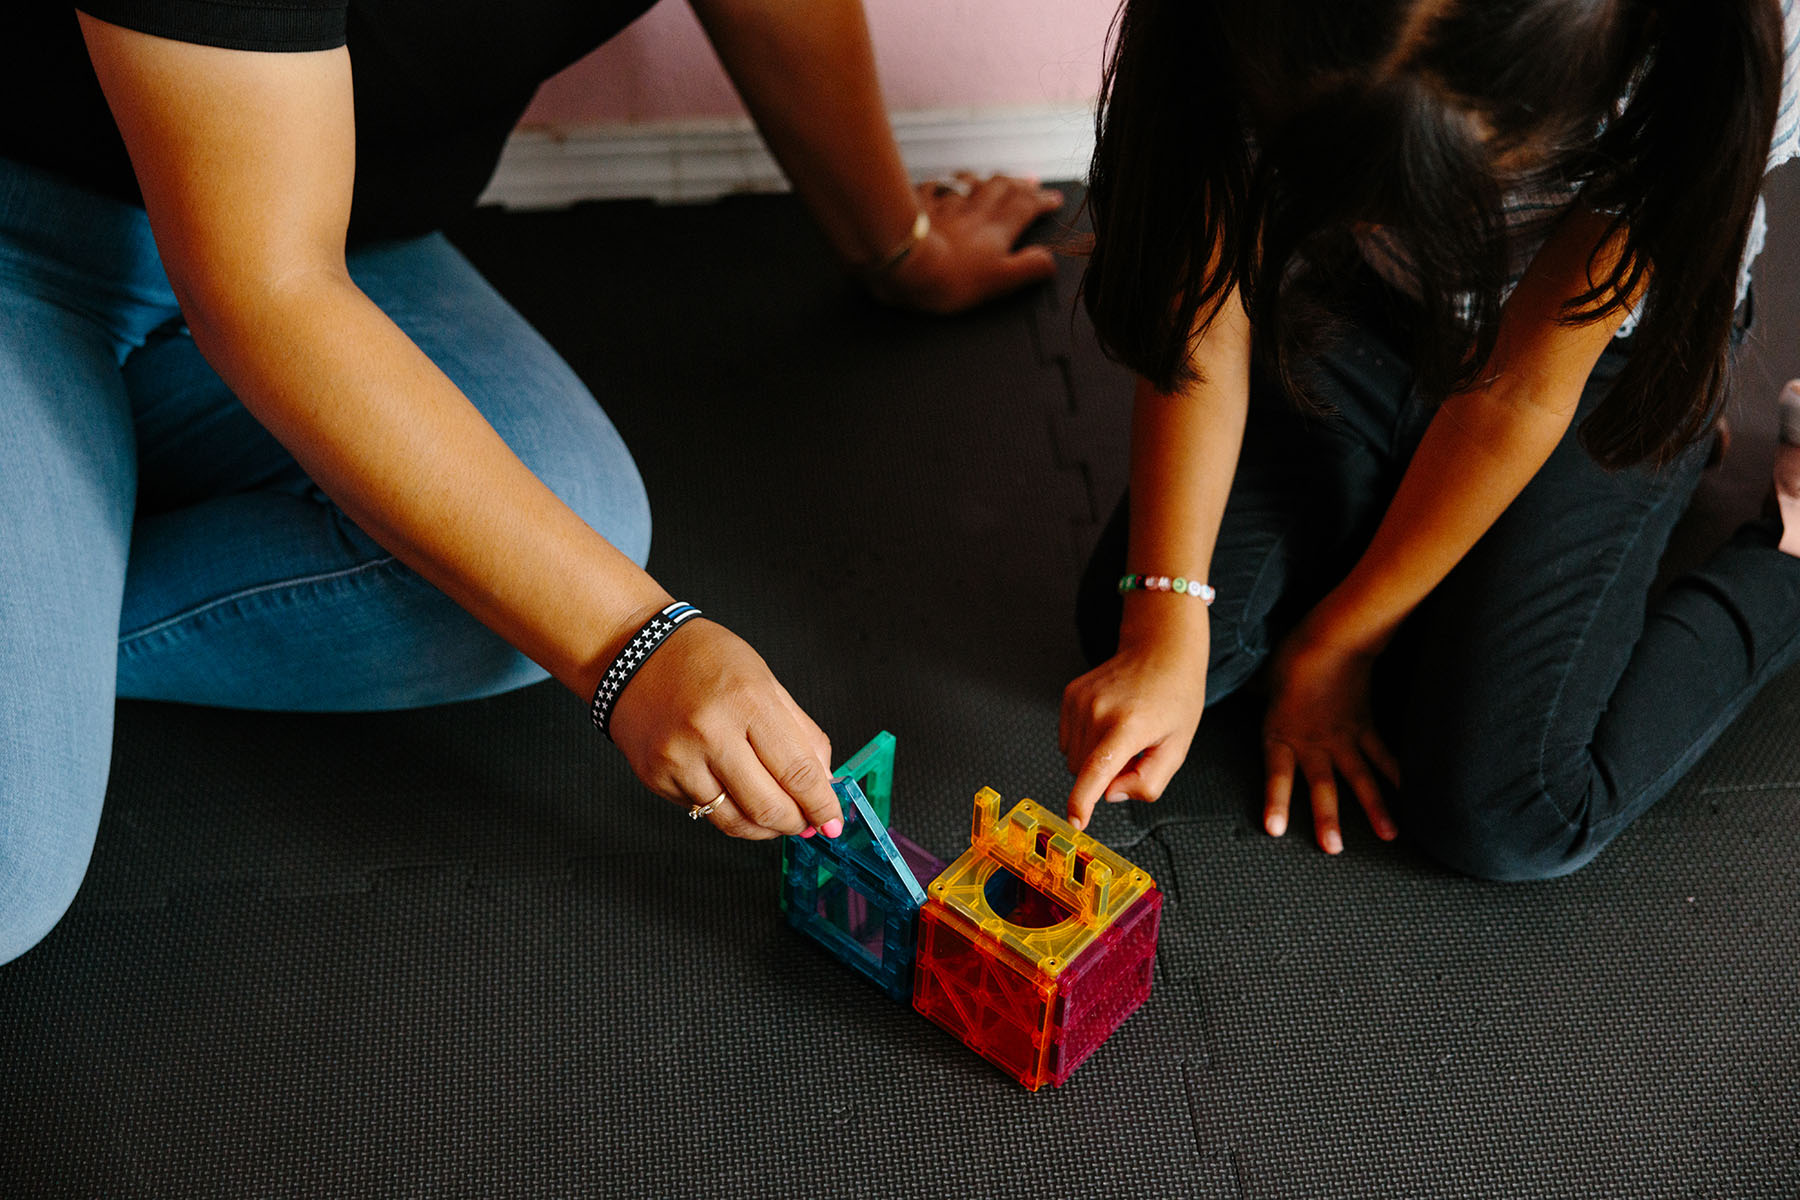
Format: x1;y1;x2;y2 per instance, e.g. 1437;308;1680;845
589;601;704;738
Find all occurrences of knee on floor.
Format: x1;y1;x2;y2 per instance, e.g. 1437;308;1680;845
0;843;90;967
502;401;652;571
357;419;649;708
1399;767;1602;883
1413;823;1594;883
282;433;647;710
348;570;556;708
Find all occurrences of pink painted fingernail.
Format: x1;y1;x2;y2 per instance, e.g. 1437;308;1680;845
1324;832;1344;854
1106;792;1128;804
1267;816;1287;837
800;826;817;839
822;818;844;838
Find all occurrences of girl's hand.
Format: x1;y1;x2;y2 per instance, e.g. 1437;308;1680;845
1059;622;1209;832
1261;622;1401;855
875;174;1064;314
606;619;842;841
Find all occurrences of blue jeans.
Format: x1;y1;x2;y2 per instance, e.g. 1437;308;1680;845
0;158;651;964
1078;274;1800;881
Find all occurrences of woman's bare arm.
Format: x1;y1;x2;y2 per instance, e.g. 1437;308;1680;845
688;0;1062;312
80;15;842;837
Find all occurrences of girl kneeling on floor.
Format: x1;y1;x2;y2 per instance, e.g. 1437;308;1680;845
1059;0;1800;878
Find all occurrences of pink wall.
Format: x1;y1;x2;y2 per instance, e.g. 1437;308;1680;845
524;0;1118;127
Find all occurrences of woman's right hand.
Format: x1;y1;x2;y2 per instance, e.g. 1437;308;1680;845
1059;620;1209;832
606;618;843;841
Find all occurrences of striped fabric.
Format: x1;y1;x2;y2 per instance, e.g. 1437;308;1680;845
1744;0;1800;314
1362;0;1800;334
1772;0;1800;171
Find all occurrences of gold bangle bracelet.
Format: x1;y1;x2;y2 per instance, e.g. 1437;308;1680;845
862;210;930;279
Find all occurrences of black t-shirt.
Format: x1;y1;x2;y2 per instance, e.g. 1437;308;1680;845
0;0;657;242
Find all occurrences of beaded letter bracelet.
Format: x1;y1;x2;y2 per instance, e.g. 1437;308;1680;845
590;601;704;738
1119;574;1215;605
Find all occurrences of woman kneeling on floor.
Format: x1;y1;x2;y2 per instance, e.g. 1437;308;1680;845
0;0;1062;965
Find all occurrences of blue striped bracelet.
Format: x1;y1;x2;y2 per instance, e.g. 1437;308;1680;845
1118;574;1215;605
590;601;704;738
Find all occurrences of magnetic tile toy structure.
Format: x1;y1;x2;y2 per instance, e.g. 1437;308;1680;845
913;789;1162;1090
780;732;944;1002
781;777;931;1002
780;732;1161;1089
834;730;897;826
780;730;906;913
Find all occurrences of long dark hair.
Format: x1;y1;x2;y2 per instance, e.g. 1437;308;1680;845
1083;0;1785;468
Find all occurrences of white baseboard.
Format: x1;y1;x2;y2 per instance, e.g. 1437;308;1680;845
478;103;1095;209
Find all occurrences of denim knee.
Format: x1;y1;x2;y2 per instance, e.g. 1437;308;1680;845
362;412;646;705
1399;769;1606;883
381;410;652;704
529;431;652;570
382;425;651;705
346;233;654;569
0;835;92;967
336;552;555;708
1410;818;1597;883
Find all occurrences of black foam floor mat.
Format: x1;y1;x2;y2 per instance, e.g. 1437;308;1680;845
3;178;1798;1198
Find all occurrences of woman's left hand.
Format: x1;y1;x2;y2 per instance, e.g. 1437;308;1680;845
1261;620;1402;855
873;173;1063;313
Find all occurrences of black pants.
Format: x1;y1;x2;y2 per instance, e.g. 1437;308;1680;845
1078;286;1800;880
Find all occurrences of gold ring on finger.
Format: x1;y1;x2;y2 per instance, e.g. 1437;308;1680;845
689;791;728;820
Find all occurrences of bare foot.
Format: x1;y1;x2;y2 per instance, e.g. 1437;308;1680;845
1776;381;1800;557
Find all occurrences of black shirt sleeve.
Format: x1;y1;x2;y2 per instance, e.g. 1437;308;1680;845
74;0;347;53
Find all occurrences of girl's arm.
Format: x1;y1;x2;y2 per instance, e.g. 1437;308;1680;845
81;16;843;838
1060;289;1252;830
686;0;1062;313
1264;206;1635;852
